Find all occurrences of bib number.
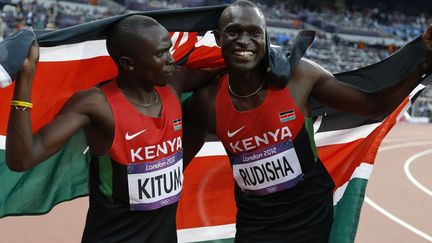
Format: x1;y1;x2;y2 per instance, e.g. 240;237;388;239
127;151;183;211
232;141;303;196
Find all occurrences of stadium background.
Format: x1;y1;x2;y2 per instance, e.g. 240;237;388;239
0;0;431;242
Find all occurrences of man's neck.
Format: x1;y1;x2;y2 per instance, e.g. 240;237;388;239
117;75;156;102
227;67;266;95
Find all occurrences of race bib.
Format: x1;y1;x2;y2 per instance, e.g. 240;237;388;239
232;141;303;196
127;151;183;211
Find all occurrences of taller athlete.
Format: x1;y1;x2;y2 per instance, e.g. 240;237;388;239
184;1;432;242
6;15;217;242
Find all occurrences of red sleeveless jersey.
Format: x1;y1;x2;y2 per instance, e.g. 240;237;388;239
100;81;183;211
216;74;304;153
216;74;306;196
102;81;182;165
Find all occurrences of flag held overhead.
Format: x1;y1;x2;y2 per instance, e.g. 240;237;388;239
0;28;35;88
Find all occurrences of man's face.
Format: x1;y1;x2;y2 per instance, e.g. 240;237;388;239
132;25;174;86
217;6;266;71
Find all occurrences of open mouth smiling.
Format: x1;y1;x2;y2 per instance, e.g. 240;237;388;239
233;50;255;57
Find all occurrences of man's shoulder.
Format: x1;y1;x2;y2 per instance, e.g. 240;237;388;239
65;87;109;113
288;58;329;84
194;77;219;102
71;87;105;102
296;58;330;75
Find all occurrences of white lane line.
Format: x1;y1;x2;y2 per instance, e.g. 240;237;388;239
364;197;432;242
365;142;432;242
404;149;432;197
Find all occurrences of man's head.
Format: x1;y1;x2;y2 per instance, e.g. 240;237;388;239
106;15;174;86
215;0;266;71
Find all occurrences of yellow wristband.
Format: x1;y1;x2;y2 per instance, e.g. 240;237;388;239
11;100;33;109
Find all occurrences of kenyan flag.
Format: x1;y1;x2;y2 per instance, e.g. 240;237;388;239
0;5;430;243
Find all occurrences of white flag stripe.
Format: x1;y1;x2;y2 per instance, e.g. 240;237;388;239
178;32;189;48
315;123;381;147
333;162;373;205
177;224;235;243
169;32;180;53
195;31;218;47
0;135;5;150
195;141;226;157
0;64;12;88
39;40;108;62
38;31;218;62
397;84;424;121
396;99;412;121
411;84;426;96
313;116;323;134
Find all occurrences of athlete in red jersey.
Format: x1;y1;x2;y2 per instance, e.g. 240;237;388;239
6;15;218;242
184;1;432;242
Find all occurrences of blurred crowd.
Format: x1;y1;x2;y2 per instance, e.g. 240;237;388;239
260;3;430;42
0;0;111;41
1;0;430;42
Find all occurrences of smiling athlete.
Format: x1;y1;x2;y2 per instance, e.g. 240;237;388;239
6;15;217;242
184;1;432;242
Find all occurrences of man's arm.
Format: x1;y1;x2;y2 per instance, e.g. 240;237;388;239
6;43;98;171
182;84;217;168
303;25;432;119
169;66;223;94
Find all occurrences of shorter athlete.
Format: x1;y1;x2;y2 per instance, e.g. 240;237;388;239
6;15;217;242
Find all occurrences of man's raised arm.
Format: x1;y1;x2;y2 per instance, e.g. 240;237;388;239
307;25;432;119
6;43;104;171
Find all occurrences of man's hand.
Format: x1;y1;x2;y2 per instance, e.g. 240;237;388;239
422;24;432;72
18;41;39;81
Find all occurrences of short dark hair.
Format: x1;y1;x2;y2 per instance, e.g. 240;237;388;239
219;0;264;30
106;15;160;62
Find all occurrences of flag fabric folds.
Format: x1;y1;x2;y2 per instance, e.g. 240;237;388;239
0;5;430;243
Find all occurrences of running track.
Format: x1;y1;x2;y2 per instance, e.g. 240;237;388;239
0;123;431;243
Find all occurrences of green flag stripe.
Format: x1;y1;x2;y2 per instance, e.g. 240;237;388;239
98;154;113;199
0;130;90;218
329;178;368;243
304;117;319;162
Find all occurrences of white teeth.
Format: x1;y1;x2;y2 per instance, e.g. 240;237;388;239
234;51;253;56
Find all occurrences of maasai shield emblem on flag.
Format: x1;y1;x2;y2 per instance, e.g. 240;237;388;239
0;5;430;243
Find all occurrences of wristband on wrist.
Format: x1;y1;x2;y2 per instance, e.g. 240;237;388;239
11;100;33;111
